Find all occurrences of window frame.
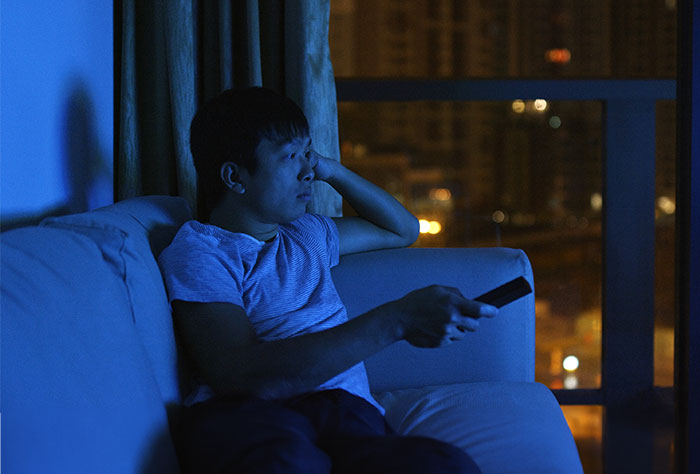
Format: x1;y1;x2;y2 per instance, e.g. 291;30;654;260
676;1;699;472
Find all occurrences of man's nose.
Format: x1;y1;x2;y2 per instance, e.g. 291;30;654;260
299;159;315;182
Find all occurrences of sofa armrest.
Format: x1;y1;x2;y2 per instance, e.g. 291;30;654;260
331;247;535;392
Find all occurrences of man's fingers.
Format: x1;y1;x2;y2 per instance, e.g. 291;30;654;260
438;286;497;319
440;286;466;299
458;299;498;319
457;318;470;334
308;151;319;168
455;318;479;332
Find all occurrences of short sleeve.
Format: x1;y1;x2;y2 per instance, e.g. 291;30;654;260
320;215;340;268
158;230;245;307
292;213;339;268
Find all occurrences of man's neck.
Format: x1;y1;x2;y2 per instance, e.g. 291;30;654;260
209;205;279;243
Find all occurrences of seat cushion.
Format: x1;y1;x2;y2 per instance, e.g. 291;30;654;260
375;382;583;474
1;226;180;473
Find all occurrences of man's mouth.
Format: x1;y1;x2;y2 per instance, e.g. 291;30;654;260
297;192;311;201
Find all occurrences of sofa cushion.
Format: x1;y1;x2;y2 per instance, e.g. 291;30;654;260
375;382;583;474
40;196;192;406
1;226;180;473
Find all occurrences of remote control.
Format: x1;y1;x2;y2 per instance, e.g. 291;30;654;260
474;276;532;308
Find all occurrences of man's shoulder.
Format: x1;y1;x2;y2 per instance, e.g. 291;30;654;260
164;221;213;253
157;221;249;306
169;220;256;249
282;213;339;267
160;220;239;266
285;213;336;238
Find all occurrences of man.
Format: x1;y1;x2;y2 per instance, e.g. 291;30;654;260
159;87;495;473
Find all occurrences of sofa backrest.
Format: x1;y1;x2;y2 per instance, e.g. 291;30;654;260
39;195;193;407
1;217;184;473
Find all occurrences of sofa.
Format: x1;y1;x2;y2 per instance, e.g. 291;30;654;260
1;195;583;473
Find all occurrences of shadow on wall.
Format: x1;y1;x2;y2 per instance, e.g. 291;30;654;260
1;80;113;232
62;80;112;215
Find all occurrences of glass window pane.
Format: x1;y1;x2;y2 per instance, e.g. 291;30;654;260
561;404;674;474
338;101;603;389
650;391;676;473
330;0;676;79
561;406;602;474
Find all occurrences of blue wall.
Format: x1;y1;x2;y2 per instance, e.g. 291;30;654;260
1;1;113;226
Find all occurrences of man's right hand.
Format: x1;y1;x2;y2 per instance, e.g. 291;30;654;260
389;285;498;348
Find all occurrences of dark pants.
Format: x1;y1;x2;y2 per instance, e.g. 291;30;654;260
178;389;481;474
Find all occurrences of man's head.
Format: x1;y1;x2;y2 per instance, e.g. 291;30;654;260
190;87;310;219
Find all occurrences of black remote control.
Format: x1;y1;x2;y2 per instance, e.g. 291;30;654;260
474;276;532;308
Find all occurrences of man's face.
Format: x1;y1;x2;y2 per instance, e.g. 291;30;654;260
238;135;315;224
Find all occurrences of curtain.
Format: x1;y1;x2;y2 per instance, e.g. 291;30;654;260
118;0;342;218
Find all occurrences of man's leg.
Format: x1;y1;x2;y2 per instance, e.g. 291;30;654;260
287;390;481;474
179;395;331;474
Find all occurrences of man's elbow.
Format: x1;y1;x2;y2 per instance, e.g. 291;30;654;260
204;367;247;397
211;361;301;400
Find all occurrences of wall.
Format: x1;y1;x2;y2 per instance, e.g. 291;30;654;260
1;1;113;228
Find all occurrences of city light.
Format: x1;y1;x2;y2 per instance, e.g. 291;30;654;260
545;48;572;64
564;375;579;389
549;116;562;129
563;355;580;372
512;99;525;113
512;99;548;114
657;196;676;214
534;99;548;112
492;210;506;224
429;188;452;201
590;193;603;212
419;219;442;235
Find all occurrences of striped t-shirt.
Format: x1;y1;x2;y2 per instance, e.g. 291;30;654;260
158;213;382;412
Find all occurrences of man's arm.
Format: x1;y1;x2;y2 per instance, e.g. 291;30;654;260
310;152;420;255
173;285;496;401
173;299;399;400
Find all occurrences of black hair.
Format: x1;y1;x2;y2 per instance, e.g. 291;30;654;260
189;87;310;220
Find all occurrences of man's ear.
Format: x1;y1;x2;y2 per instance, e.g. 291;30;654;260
220;162;246;194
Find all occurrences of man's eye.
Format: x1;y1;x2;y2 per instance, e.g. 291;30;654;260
286;153;295;160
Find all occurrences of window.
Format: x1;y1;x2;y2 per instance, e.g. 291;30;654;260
330;2;677;473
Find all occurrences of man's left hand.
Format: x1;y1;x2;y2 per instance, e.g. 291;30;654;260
308;150;339;182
